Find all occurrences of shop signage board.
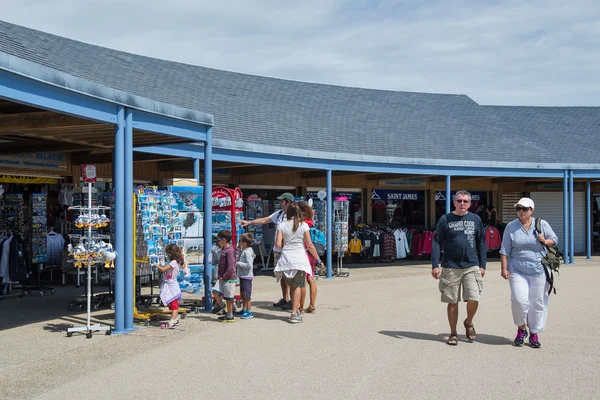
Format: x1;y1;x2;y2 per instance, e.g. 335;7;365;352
378;177;427;187
0;175;58;184
0;152;67;171
435;191;485;201
372;190;423;201
82;164;97;183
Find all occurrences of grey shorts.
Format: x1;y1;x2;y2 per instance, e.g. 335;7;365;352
213;280;236;300
283;270;306;289
439;266;483;303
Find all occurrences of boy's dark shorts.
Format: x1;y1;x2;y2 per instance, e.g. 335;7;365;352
240;278;253;300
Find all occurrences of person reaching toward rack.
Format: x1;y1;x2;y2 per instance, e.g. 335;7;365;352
154;243;185;329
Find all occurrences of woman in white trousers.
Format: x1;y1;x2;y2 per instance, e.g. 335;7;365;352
499;197;558;348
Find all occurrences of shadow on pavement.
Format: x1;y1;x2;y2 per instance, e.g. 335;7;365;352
379;330;512;346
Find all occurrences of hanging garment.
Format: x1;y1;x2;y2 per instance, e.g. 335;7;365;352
485;225;502;250
371;232;382;257
348;237;363;254
421;231;434;255
46;232;65;265
1;236;13;283
394;229;410;259
8;235;30;282
382;232;397;259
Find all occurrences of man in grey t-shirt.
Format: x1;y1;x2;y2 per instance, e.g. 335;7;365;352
431;190;486;346
241;192;293;308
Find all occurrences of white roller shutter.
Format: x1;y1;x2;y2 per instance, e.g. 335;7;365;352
529;192;585;254
502;192;522;222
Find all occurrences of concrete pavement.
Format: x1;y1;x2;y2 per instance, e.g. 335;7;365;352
1;258;599;399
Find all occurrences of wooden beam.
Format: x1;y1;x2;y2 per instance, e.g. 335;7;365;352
366;173;430;181
0;111;105;132
158;160;247;172
232;165;302;176
0;140;94;155
301;170;367;179
71;152;179;164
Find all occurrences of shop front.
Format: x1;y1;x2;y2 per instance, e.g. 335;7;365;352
371;189;426;228
434;190;489;223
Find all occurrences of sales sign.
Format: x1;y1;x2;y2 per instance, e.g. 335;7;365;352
82;164;97;183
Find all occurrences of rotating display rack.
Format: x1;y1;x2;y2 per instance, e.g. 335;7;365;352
66;181;115;338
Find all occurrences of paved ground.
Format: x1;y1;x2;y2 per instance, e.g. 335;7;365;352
1;257;599;400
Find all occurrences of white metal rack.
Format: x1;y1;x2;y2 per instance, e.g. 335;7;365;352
334;198;350;277
66;182;112;338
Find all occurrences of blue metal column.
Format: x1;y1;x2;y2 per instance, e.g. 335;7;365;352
563;170;569;263
586;181;592;260
113;106;125;334
124;108;135;330
445;175;451;214
326;169;333;278
194;159;201;185
569;170;575;264
203;129;213;311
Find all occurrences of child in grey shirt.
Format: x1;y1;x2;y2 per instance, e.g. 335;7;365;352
235;233;256;319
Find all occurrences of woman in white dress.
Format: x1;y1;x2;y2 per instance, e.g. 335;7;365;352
274;203;321;323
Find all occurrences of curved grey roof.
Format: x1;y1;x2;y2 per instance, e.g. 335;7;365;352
1;20;599;169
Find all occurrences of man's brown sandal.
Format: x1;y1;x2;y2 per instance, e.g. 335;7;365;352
464;319;476;342
447;334;458;346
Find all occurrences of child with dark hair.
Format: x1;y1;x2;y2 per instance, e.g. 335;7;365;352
235;233;256;319
154;243;185;329
212;230;237;322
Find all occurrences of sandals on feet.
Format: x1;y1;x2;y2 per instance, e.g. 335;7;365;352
306;305;316;313
464;319;476;342
447;334;458;346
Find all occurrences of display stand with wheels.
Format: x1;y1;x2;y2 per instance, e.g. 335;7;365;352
334;197;350;277
66;177;113;338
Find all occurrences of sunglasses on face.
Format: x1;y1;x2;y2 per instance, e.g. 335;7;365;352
455;199;470;204
516;207;531;212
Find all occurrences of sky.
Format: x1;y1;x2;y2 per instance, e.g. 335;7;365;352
2;0;599;106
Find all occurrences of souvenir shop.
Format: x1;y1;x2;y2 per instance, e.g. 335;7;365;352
434;190;489;223
371;189;426;227
0;152;72;297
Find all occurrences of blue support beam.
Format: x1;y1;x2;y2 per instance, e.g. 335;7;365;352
203;128;213;311
569;170;575;264
0;69;118;124
563;170;569;263
194;159;201;185
131;109;208;142
113;106;125;334
133;143;205;159
124;108;135;330
445;176;451;214
326;170;333;279
586;181;592;260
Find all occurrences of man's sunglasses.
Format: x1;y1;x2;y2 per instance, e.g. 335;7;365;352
455;199;470;204
516;207;531;212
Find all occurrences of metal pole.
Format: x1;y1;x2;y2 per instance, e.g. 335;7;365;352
445;175;451;214
586;181;592;260
569;170;575;264
124;108;134;330
326;169;333;278
194;159;201;185
113;106;125;334
563;170;569;262
203;128;213;311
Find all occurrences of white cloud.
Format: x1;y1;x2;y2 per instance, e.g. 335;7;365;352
2;0;599;105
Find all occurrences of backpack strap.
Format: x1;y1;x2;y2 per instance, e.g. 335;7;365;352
543;263;556;295
536;218;557;295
